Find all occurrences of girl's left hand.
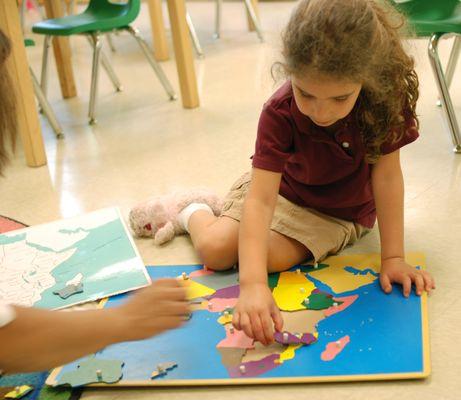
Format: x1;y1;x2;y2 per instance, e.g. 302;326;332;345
379;257;435;297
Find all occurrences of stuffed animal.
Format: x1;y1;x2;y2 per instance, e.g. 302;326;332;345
129;190;223;245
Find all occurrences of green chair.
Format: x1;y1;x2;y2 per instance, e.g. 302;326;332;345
25;39;64;138
393;0;461;153
32;0;176;124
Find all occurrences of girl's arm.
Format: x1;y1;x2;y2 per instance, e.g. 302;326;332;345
232;167;284;345
371;150;435;297
0;279;189;373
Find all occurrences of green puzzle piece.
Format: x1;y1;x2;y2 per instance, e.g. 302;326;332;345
299;263;329;273
302;292;343;310
56;357;124;388
268;273;279;290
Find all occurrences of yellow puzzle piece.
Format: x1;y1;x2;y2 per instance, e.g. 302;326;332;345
272;271;316;311
5;386;33;399
307;253;426;293
181;279;216;300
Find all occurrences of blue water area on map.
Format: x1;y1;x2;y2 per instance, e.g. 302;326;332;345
343;266;379;277
31;218;148;309
265;275;423;378
0;232;26;245
55;264;424;383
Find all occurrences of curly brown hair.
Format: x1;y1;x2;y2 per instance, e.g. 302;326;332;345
276;0;419;162
0;29;17;175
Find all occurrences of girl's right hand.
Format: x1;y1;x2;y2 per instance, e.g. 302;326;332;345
232;283;283;346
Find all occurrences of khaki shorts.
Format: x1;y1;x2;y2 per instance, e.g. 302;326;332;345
220;172;370;263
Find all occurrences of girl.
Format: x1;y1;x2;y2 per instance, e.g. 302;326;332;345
131;0;435;346
0;29;189;373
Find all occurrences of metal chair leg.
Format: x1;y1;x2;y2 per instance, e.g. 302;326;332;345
106;33;116;52
186;12;204;58
437;35;461;106
69;0;75;15
214;0;222;39
100;50;123;91
125;26;177;101
428;33;461;153
40;35;51;98
20;0;27;31
243;0;264;42
88;33;103;125
85;35;123;92
30;0;46;19
30;67;64;138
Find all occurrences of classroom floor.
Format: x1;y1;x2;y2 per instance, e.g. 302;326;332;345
2;1;461;399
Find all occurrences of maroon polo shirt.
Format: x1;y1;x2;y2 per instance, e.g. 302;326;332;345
251;81;419;228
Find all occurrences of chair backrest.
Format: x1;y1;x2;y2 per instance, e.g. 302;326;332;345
84;0;141;28
393;0;461;21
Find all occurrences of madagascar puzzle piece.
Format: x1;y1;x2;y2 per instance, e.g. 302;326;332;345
56;357;124;387
4;385;33;399
53;282;84;300
151;362;178;379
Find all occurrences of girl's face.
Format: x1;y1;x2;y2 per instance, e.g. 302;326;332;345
291;72;362;127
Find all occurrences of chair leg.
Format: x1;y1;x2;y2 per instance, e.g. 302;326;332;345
88;33;103;125
85;35;123;92
428;33;461;153
30;0;46;19
106;33;117;52
437;35;461;106
30;67;64;138
40;35;52;98
100;50;123;91
68;0;76;15
20;0;27;31
243;0;264;42
186;12;204;58
125;26;177;101
214;0;222;39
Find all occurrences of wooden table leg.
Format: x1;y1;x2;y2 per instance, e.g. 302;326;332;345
146;0;169;61
43;0;77;99
166;0;199;108
0;0;47;167
246;0;260;32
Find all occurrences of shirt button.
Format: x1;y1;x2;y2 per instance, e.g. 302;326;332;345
342;141;350;148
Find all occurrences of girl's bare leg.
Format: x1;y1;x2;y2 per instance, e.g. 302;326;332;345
187;212;311;272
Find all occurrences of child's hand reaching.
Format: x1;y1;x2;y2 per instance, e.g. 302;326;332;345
232;283;283;346
379;257;435;297
114;278;190;342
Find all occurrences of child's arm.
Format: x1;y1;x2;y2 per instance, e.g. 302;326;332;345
232;168;284;345
0;279;189;373
371;150;435;297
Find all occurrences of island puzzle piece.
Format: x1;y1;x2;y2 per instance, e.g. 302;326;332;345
53;282;84;300
151;362;178;379
56;357;124;387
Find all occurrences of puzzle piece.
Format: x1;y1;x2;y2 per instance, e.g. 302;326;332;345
53;282;84;300
302;291;343;310
191;269;239;291
4;386;33;399
65;273;83;287
217;312;233;325
274;331;318;345
56;357;124;387
151;362;178;379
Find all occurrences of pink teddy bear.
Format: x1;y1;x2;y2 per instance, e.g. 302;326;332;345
129;190;223;245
